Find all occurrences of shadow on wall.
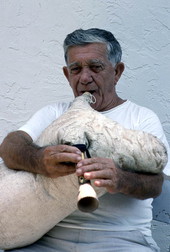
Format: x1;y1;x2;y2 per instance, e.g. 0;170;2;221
152;179;170;224
152;179;170;251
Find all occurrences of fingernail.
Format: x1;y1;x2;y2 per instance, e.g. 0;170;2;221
76;151;82;155
84;172;90;179
77;162;82;167
76;168;82;175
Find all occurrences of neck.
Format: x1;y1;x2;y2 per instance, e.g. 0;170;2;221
100;96;126;112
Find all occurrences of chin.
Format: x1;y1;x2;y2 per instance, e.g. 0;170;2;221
90;103;99;111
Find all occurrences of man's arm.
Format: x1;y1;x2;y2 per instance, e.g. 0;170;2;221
0;130;82;178
76;157;164;200
114;167;164;199
0;131;164;198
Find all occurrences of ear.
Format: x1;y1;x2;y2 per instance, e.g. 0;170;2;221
63;66;70;82
114;62;125;85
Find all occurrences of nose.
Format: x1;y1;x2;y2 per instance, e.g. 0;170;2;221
80;67;93;85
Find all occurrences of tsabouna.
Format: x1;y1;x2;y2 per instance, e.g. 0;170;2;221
0;92;167;249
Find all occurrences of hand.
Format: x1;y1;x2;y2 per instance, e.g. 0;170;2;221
37;145;82;178
76;157;120;194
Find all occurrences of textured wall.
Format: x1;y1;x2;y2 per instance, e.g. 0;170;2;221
0;1;170;250
0;0;170;145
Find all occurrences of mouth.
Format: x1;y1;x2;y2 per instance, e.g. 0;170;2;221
80;90;96;95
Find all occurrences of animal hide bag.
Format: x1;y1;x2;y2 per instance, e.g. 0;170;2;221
0;92;167;249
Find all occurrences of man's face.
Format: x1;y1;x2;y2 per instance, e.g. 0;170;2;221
63;43;124;111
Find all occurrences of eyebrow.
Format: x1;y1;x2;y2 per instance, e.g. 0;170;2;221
89;59;104;65
68;62;80;68
68;59;105;68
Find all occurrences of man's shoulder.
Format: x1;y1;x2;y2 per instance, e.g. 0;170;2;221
40;101;71;116
103;100;159;129
125;100;157;117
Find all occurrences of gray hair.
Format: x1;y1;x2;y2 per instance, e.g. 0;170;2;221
63;28;122;66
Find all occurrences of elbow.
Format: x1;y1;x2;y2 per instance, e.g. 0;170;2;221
153;173;164;198
138;173;164;200
147;173;164;200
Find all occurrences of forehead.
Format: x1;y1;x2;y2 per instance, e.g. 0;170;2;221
66;43;108;64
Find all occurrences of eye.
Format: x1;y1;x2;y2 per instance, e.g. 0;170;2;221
90;64;103;73
70;66;81;74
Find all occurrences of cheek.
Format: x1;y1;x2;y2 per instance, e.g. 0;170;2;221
69;78;80;96
69;77;77;88
70;74;80;84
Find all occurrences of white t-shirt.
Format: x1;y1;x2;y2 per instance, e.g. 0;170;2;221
19;100;170;237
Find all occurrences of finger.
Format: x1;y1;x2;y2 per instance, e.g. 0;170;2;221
56;145;82;154
76;164;100;176
53;152;82;164
83;169;111;180
96;179;117;194
76;158;112;175
77;157;113;169
94;178;112;186
77;157;99;167
94;179;116;194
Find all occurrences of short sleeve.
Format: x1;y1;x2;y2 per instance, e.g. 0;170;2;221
18;102;70;142
137;108;170;176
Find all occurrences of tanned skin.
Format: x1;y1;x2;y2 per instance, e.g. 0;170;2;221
0;131;163;200
0;43;164;200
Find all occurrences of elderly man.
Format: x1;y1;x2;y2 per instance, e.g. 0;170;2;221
1;28;170;252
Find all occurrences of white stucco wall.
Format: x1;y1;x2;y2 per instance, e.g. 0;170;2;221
0;0;170;144
0;1;170;250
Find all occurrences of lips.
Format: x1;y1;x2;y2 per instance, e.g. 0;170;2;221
80;90;96;95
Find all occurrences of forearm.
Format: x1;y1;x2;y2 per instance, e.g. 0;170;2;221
0;131;82;177
117;168;164;199
0;131;42;173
